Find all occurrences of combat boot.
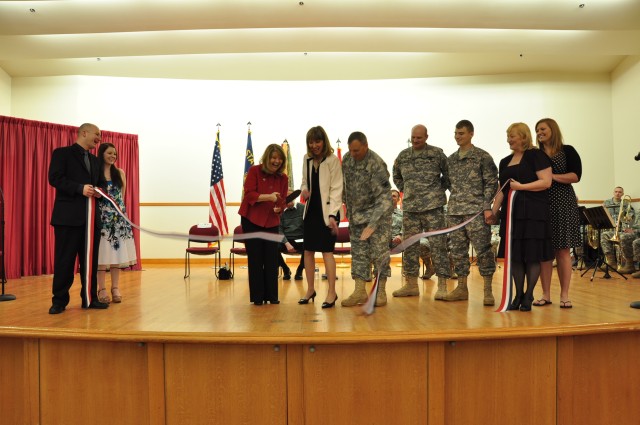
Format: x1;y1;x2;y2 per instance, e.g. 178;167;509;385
375;278;387;306
392;276;420;297
482;275;495;306
341;278;368;307
618;259;635;274
601;254;617;270
443;276;468;301
631;270;640;279
421;257;435;280
433;276;448;300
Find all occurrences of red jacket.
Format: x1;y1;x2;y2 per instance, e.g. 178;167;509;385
238;165;289;228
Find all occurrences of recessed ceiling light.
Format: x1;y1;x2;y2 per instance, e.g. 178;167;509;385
299;1;304;5
29;8;36;13
96;58;101;61
579;3;585;8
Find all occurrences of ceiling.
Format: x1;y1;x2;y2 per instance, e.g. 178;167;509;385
1;0;639;81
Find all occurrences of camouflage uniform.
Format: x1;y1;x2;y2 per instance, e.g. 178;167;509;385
342;149;392;281
600;198;636;258
447;146;498;277
393;145;450;278
391;208;432;265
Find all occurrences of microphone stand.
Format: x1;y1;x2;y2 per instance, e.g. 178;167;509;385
0;186;16;301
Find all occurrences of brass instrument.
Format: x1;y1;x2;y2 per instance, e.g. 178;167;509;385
587;225;599;249
609;195;632;244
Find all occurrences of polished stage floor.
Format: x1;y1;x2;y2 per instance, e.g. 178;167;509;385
1;261;640;342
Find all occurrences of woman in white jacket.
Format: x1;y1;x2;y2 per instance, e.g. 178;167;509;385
298;126;344;308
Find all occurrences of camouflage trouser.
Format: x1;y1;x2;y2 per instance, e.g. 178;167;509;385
350;222;391;281
448;214;496;277
634;238;640;262
402;208;449;278
419;238;432;263
601;230;636;260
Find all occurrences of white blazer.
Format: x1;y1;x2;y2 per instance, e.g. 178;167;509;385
300;153;344;226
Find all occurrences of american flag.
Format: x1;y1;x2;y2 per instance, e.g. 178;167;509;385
209;130;229;235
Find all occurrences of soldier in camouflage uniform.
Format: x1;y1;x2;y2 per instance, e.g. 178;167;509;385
442;120;498;305
341;131;393;307
616;210;640;274
600;186;636;272
392;124;450;298
391;189;435;279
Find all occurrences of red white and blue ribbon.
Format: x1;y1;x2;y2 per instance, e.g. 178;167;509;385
93;187;284;244
83;196;97;304
495;189;517;312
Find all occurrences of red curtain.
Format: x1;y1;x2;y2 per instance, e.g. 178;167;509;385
0;115;141;279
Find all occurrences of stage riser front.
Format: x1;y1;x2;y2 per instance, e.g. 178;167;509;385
2;333;639;425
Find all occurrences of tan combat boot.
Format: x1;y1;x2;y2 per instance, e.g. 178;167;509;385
618;259;635;274
392;276;420;297
482;275;495;306
421;257;435;280
433;276;448;300
601;254;617;270
632;270;640;279
341;278;368;307
375;278;387;307
443;276;468;301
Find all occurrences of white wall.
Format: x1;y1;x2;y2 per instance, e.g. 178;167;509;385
10;72;614;259
0;67;11;116
612;56;640;197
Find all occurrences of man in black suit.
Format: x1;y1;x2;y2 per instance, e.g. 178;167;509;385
48;123;109;314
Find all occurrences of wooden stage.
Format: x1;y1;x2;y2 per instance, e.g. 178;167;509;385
1;261;640;425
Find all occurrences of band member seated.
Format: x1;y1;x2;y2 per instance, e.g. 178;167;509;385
600;186;636;272
278;191;305;280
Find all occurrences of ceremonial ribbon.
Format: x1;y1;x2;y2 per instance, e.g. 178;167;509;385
495;189;517;312
93;187;285;244
83;196;97;305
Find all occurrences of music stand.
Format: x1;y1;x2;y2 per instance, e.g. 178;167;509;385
580;206;627;281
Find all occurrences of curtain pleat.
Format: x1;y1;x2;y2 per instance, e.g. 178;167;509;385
0;115;141;279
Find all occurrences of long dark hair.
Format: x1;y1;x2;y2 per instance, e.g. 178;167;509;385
97;143;123;189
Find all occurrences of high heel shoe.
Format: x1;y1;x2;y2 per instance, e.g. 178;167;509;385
111;288;122;303
298;291;316;305
507;296;522;311
322;295;338;309
98;288;111;304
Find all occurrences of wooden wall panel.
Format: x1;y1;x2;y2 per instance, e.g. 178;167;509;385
443;338;556;425
0;338;39;425
300;342;428;425
558;333;640;425
39;339;152;425
164;343;287;425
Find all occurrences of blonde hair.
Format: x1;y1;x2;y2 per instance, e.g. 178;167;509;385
507;122;536;151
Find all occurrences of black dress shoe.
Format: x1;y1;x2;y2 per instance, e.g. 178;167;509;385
268;300;280;304
283;272;291;280
87;300;109;309
49;305;66;314
253;301;263;306
322;295;338;309
294;273;303;280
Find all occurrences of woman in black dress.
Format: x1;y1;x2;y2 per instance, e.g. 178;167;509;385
492;123;553;311
535;118;582;309
298;126;344;308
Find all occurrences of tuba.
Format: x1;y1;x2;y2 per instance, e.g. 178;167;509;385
609;195;632;244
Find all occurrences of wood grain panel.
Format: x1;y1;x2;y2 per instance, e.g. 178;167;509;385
557;333;640;425
0;338;39;425
301;343;428;425
444;338;556;425
39;339;152;425
164;344;287;425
